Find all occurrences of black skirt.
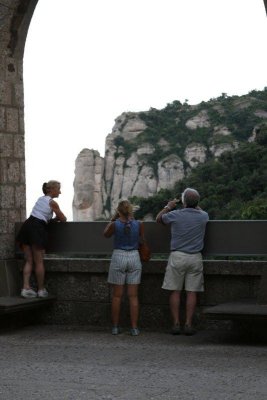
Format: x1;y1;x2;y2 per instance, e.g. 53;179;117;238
16;215;48;249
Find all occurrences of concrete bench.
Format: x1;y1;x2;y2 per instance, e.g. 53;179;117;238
0;296;56;315
203;271;267;322
12;220;267;323
0;259;55;317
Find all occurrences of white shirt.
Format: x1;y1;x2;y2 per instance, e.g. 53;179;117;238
31;195;53;223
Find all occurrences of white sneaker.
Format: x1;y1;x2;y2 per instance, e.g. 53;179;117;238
21;288;37;298
37;288;49;298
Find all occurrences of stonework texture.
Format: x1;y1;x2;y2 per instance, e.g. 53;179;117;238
0;0;38;258
10;258;265;329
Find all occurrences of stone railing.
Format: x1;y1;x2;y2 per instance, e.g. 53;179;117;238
10;221;267;328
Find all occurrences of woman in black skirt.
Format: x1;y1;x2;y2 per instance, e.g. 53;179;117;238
16;180;67;298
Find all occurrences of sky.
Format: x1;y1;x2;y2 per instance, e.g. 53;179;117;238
23;0;267;220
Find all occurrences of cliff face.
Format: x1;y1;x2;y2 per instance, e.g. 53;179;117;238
73;149;104;221
73;113;188;220
73;92;267;220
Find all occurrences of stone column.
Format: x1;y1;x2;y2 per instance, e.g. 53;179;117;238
0;0;38;258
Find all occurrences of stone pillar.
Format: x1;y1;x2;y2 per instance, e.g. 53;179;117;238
0;0;38;258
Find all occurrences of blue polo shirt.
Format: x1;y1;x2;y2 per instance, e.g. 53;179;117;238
162;208;209;253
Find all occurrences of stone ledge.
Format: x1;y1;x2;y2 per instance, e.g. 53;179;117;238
0;295;56;314
203;300;267;320
16;258;267;276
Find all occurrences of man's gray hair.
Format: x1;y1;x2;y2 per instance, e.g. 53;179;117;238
182;188;200;207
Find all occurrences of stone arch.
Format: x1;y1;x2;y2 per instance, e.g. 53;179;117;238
0;0;38;258
0;1;266;259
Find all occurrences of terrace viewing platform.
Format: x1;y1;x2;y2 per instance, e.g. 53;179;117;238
0;221;267;329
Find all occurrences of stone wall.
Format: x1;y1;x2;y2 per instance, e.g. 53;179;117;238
16;258;264;329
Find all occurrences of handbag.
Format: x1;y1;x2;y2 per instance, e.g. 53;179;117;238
138;222;151;262
138;240;151;262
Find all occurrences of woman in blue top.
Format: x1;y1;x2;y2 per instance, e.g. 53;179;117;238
104;200;144;336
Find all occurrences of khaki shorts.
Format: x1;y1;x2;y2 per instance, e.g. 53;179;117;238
162;251;204;292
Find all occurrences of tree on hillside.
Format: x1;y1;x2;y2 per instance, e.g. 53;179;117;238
133;139;267;220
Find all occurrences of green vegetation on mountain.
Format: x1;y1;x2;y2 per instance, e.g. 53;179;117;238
117;89;267;162
129;88;267;220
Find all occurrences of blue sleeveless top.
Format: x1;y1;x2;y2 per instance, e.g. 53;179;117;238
113;219;140;250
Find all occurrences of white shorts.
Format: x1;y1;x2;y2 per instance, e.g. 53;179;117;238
162;251;204;292
108;249;142;285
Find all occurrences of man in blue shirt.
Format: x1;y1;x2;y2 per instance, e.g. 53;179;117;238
156;188;209;335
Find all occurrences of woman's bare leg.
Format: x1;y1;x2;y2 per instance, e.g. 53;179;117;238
127;284;139;328
32;245;45;290
22;245;34;289
111;285;124;326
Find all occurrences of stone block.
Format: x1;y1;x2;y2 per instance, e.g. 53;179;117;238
0;106;5;130
0;158;7;183
0;32;11;55
0;209;8;233
140;304;171;329
73;302;110;326
40;301;110;326
46;272;92;301
19;206;26;221
13;83;24;107
46;272;110;303
0;56;5;79
0;233;14;258
0;158;20;184
0;0;16;9
6;159;20;182
20;160;25;182
6;107;19;132
0;261;9;295
17;60;23;81
0;185;14;208
45;259;68;273
0;81;12;105
8;208;20;232
14;133;24;158
18;108;24;133
202;275;255;305
5;259;21;295
40;301;74;325
139;275;169;305
0;133;13;156
15;184;25;208
66;259;109;273
90;275;109;302
6;58;17;81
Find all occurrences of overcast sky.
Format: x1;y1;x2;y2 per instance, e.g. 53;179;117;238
23;0;267;220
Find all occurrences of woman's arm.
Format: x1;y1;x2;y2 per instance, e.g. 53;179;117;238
139;221;145;241
50;200;67;222
104;212;119;237
103;221;115;238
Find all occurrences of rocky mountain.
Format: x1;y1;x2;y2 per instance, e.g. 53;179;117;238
73;89;267;221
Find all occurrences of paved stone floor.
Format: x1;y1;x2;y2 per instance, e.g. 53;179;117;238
0;324;267;400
